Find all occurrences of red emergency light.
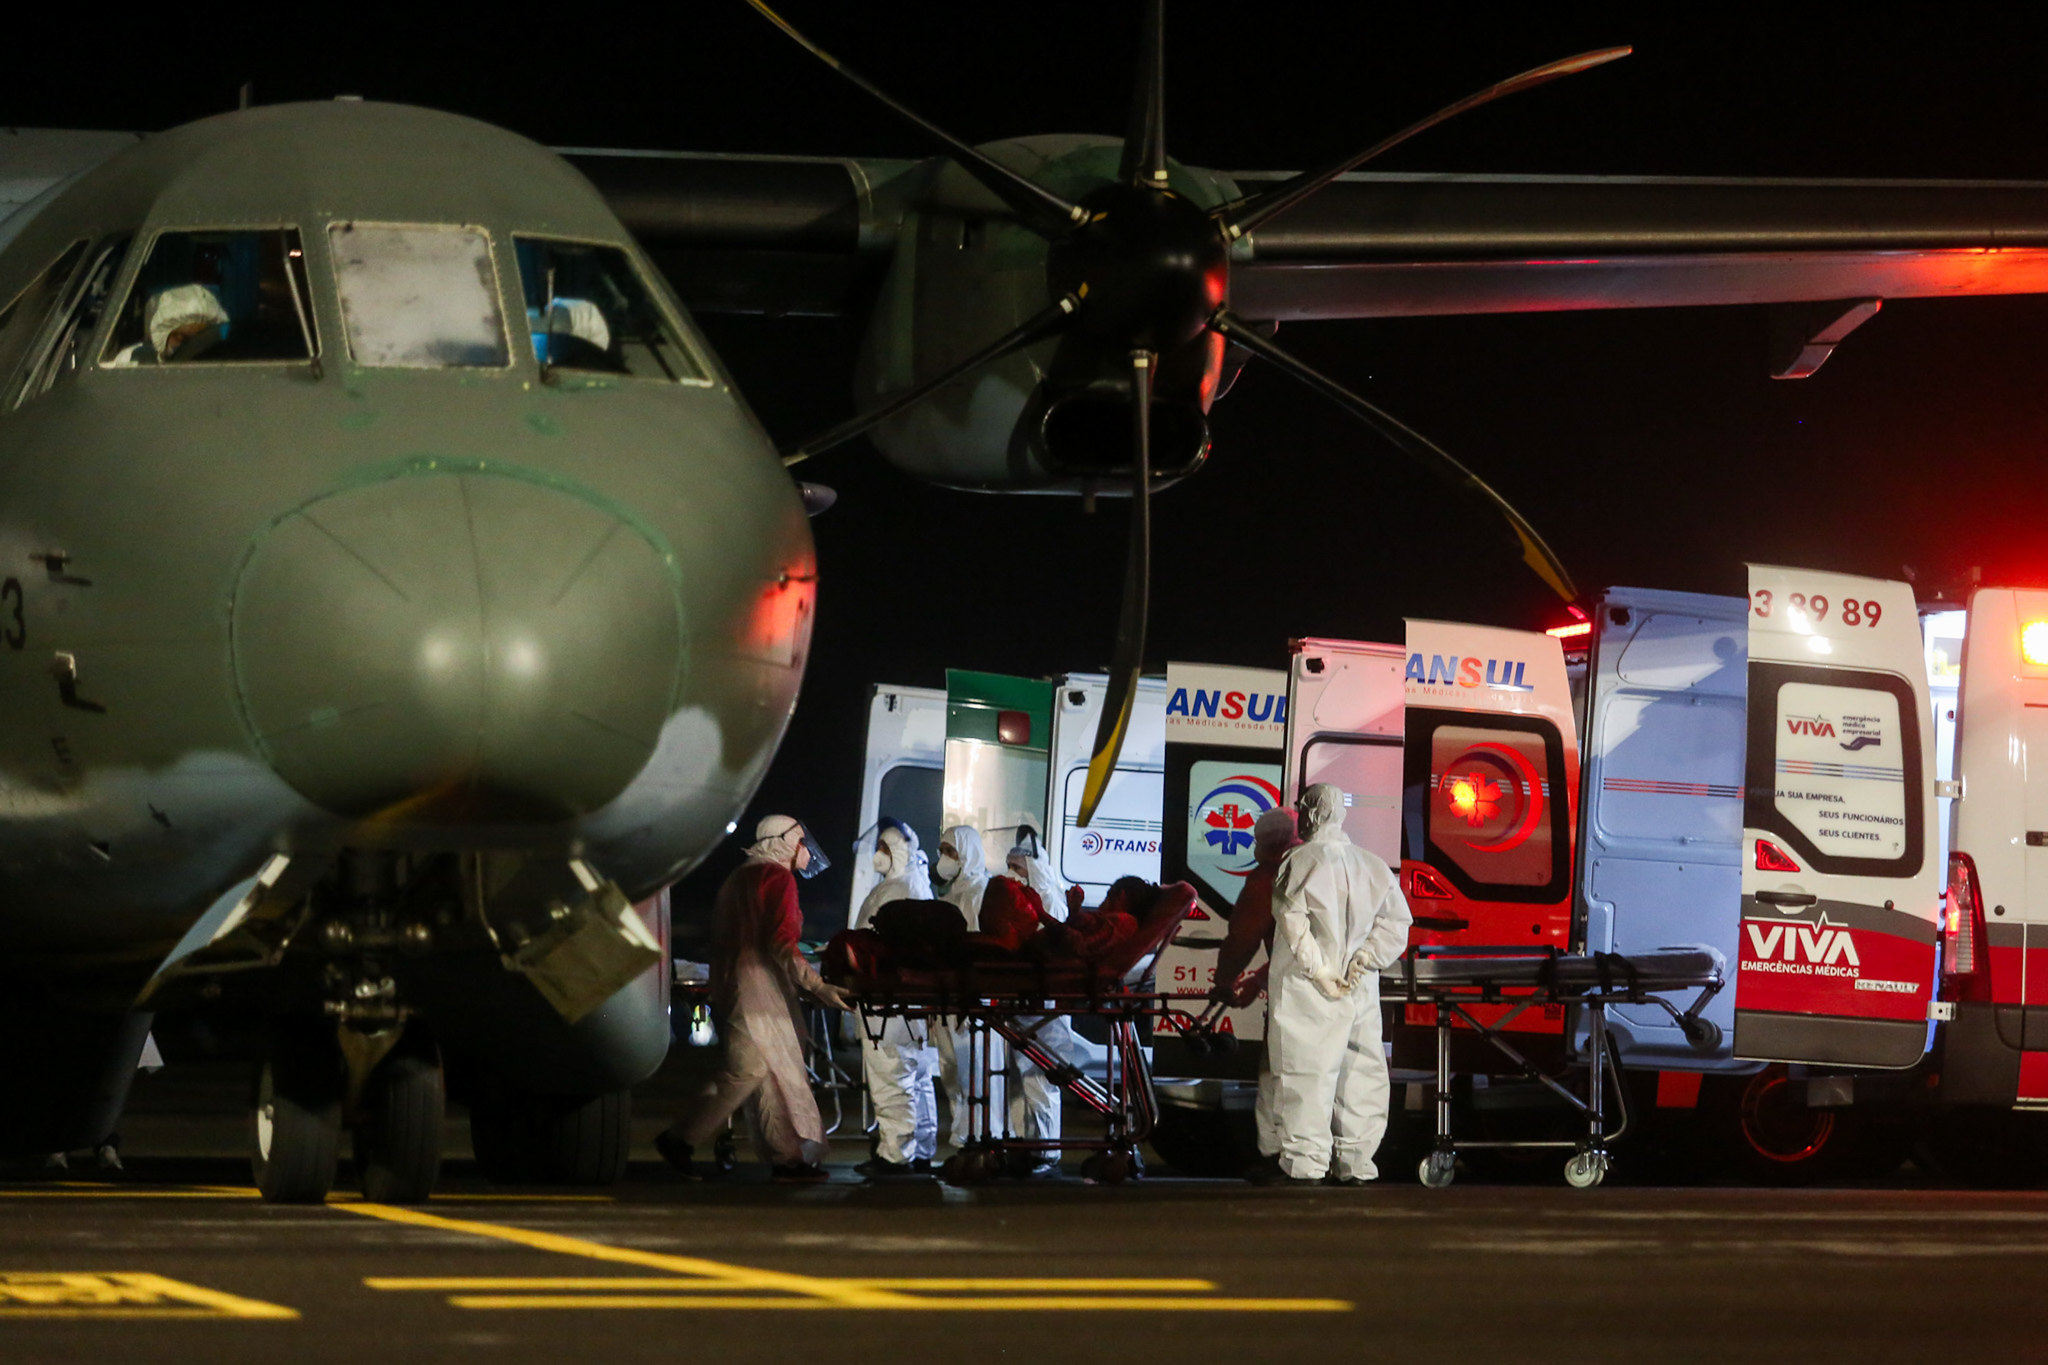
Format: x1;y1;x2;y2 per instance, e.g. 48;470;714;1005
1545;621;1592;639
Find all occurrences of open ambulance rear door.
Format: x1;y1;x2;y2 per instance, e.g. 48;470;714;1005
1735;566;1939;1069
1403;620;1582;951
1283;639;1405;861
845;683;947;928
1151;662;1290;1074
1046;674;1168;909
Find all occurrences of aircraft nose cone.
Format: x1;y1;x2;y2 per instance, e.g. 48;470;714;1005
231;468;683;821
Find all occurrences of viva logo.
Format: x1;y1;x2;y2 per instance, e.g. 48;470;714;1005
1787;715;1836;738
1403;654;1535;692
1745;918;1861;967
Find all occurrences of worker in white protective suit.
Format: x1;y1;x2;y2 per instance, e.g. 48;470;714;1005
1003;832;1077;1176
930;824;1003;1149
852;819;940;1178
658;815;854;1182
1263;784;1412;1185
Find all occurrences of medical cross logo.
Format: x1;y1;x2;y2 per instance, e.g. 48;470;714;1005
1192;774;1281;878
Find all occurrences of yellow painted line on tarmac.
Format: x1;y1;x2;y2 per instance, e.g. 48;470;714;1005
0;1272;296;1320
369;1276;1220;1292
339;1203;920;1308
446;1294;1351;1313
0;1184;609;1203
344;1203;1351;1313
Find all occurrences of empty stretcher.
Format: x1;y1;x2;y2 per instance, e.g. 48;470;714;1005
826;882;1201;1184
1379;944;1725;1188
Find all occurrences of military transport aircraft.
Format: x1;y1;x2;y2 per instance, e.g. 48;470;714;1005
9;2;2048;1202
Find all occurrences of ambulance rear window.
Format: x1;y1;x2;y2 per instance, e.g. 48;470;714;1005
1404;709;1571;903
1745;663;1923;877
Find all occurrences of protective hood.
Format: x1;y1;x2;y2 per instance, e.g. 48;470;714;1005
751;813;830;878
147;283;229;360
941;824;987;881
1297;784;1348;842
1254;807;1300;862
1006;853;1069;924
875;822;916;881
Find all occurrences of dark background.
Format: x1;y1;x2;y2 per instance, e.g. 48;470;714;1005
12;5;2048;930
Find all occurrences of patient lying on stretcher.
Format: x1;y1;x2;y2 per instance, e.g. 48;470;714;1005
824;875;1186;989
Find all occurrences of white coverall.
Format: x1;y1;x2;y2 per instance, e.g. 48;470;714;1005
854;825;939;1165
1267;784;1413;1181
931;824;1003;1147
1003;851;1076;1154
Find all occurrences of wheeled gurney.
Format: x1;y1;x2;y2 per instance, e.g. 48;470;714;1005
828;883;1202;1184
1379;944;1725;1188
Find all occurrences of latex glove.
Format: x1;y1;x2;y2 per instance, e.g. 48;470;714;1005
810;982;856;1013
1230;965;1270;1009
1310;970;1350;1002
1343;949;1376;988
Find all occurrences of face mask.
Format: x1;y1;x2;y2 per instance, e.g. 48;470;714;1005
935;854;961;882
871;849;891;874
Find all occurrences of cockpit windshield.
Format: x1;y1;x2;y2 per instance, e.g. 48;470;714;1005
329;223;510;369
102;229;315;366
512;237;703;382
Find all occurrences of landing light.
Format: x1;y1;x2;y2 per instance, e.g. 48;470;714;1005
2022;620;2048;666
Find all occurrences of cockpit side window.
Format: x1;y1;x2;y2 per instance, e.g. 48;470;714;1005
512;237;704;383
0;240;87;396
13;235;130;407
100;228;317;367
328;222;510;369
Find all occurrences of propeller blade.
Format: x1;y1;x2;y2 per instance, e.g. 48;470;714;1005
1117;0;1168;189
1222;45;1631;239
1209;309;1578;602
744;0;1086;235
1078;350;1155;829
782;294;1078;466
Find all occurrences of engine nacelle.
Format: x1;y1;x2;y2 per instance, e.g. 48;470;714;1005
854;135;1242;493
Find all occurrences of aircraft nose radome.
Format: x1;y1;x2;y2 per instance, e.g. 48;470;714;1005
231;470;684;822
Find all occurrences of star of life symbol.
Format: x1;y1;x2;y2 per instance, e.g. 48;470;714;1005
1203;802;1256;856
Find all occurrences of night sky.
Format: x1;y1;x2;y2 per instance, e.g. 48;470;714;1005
13;6;2048;929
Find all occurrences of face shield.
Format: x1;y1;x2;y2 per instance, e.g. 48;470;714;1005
793;822;830;879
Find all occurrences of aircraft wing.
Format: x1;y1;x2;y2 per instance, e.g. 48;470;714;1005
567;150;2048;343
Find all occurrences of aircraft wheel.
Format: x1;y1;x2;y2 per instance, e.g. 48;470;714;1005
1418;1150;1457;1189
355;1044;445;1204
471;1086;630;1186
251;1028;343;1204
1564;1150;1609;1190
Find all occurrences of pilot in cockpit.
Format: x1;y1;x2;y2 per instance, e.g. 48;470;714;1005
104;282;231;365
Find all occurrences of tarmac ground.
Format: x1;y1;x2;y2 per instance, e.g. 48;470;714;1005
4;1056;2044;1364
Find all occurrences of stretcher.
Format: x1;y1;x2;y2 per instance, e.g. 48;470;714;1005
828;883;1203;1184
1377;944;1725;1188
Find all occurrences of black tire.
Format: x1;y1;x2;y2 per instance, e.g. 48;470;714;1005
468;1088;540;1184
1705;1064;1850;1185
356;1048;445;1204
251;1028;343;1204
535;1089;632;1185
470;1086;631;1186
1914;1107;2048;1188
1147;1105;1258;1178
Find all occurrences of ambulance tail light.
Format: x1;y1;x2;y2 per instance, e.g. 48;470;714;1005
1405;864;1457;900
1754;839;1801;873
2022;621;2048;667
1942;851;1991;1003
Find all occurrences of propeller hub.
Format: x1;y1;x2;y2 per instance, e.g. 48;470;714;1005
1049;182;1228;352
